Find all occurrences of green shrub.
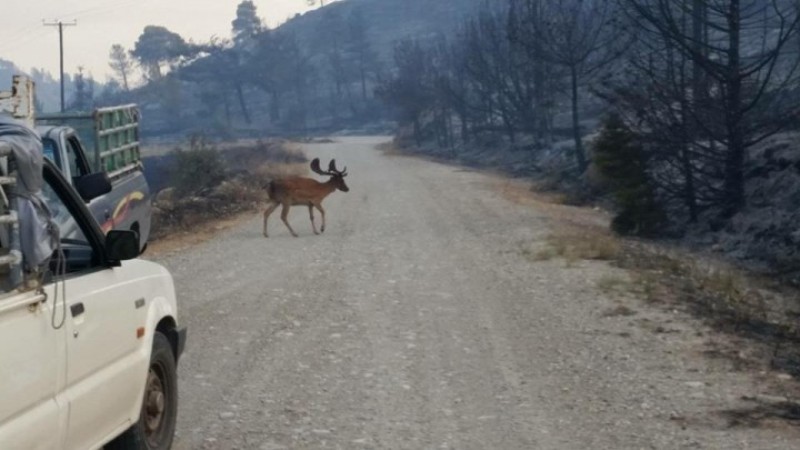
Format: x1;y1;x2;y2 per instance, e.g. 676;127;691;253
170;135;228;196
593;114;664;236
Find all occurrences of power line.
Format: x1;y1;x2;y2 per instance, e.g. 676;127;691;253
43;19;77;112
0;27;51;56
66;0;144;21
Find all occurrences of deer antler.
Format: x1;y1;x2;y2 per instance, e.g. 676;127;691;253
311;158;347;177
329;159;348;177
310;158;329;176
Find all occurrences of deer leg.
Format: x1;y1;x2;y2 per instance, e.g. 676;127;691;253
315;204;326;233
280;203;299;237
263;201;279;237
308;205;320;235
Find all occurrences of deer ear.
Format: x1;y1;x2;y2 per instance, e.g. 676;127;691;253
310;158;322;174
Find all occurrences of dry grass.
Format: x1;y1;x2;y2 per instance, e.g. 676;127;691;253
251;161;308;181
526;219;784;343
617;243;800;375
632;270;661;303
596;274;630;294
377;141;410;157
536;227;622;265
146;211;253;257
531;247;559;261
491;178;611;229
532;224;800;375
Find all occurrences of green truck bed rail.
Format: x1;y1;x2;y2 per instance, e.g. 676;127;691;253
37;104;141;176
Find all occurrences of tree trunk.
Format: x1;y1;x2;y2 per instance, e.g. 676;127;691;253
681;144;698;222
691;0;706;107
235;83;252;124
270;90;281;122
446;113;454;151
459;109;469;144
223;94;231;127
360;63;368;101
413;117;422;147
526;0;549;142
570;64;587;171
502;111;516;143
724;0;745;213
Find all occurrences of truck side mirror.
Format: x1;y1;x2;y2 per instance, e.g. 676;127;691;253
106;230;140;261
74;172;111;202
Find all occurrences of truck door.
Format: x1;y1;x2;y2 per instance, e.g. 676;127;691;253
60;266;151;449
65;133;115;232
0;290;66;450
40;171;149;450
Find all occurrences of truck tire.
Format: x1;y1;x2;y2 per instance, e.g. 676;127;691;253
106;332;178;450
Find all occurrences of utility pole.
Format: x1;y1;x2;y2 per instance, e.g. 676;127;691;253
43;19;77;112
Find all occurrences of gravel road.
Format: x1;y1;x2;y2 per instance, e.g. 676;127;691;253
154;136;798;449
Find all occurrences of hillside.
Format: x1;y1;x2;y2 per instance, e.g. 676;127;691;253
126;0;487;136
279;0;484;63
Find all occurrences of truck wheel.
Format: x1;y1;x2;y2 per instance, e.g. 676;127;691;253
106;332;178;450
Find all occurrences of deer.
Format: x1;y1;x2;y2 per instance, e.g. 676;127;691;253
263;158;349;238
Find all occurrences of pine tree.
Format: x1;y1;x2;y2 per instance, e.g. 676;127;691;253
593;114;663;236
232;1;262;45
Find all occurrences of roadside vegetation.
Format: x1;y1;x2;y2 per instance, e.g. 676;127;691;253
531;222;800;380
146;137;307;241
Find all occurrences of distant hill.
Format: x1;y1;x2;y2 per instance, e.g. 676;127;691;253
279;0;485;63
86;0;490;136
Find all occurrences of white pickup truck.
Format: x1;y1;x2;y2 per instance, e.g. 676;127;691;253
0;90;185;449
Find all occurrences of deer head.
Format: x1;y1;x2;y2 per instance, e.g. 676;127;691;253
310;158;349;192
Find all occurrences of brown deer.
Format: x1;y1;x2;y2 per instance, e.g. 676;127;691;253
263;158;349;237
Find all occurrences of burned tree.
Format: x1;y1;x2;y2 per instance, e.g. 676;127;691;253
620;0;800;215
509;0;622;172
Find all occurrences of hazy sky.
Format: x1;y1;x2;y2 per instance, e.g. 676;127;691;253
0;0;330;83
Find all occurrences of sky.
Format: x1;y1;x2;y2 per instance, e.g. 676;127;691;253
0;0;332;82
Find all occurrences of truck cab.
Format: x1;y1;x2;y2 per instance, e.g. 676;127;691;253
38;121;152;250
37;104;152;251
